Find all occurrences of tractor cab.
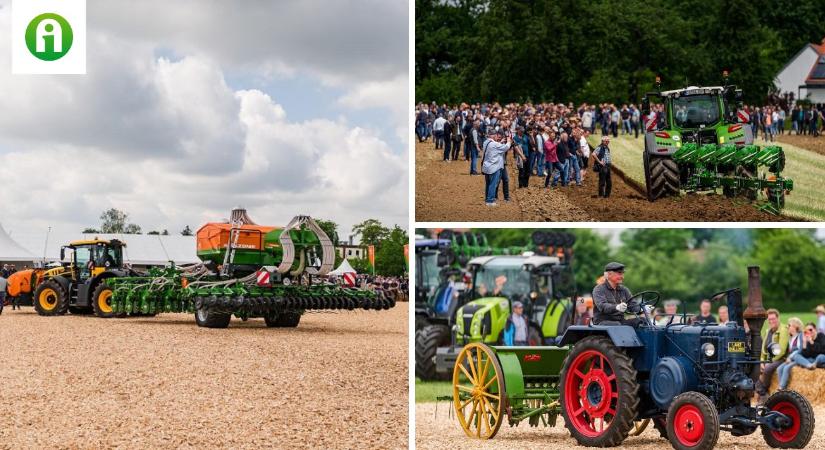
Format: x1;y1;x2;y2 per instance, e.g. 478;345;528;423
61;239;125;282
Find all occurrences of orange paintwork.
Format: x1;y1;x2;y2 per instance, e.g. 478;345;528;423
196;223;281;252
7;269;41;297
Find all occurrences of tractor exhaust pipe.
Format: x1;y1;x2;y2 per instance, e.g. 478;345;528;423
744;266;767;383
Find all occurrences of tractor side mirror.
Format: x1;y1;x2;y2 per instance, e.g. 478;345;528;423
642;97;650;117
60;247;65;261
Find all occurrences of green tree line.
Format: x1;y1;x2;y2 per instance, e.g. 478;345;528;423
416;0;825;105
473;228;825;311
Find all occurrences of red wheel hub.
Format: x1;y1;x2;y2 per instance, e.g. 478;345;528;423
564;349;618;437
770;401;801;443
673;404;704;447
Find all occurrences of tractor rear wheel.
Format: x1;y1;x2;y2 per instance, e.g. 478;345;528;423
760;389;814;448
415;324;450;380
194;307;231;328
559;335;639;447
666;391;719;450
33;279;68;316
646;154;680;201
92;283;116;318
452;342;505;439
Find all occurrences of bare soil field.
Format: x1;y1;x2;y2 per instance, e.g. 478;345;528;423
0;307;407;449
415;401;825;449
415;141;790;222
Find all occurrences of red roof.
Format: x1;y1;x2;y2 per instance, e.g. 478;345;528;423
805;38;825;85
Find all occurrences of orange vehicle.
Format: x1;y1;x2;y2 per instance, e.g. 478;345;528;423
5;269;43;306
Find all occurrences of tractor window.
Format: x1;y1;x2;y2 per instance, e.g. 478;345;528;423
672;94;720;128
418;252;440;294
74;246;91;280
472;259;530;299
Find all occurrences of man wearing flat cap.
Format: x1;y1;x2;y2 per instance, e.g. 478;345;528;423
592;262;639;326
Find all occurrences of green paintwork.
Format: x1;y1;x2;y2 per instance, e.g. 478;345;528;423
197;228;321;268
455;297;510;344
541;299;573;338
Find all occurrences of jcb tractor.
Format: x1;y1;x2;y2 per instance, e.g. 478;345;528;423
33;239;137;317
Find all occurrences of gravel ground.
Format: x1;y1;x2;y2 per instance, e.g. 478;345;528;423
415;402;825;449
0;307;407;449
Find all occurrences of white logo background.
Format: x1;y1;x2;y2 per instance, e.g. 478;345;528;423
11;0;86;74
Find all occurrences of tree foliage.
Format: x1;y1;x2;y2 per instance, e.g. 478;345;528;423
416;0;825;104
99;208;142;234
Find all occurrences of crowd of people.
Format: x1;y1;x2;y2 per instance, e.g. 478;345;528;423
415;100;825;205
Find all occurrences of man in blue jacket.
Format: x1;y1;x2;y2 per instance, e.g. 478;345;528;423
504;301;528;346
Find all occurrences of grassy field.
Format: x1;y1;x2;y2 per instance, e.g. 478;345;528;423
416;311;821;403
587;134;825;221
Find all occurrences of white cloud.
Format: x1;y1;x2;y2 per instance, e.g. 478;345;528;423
338;74;409;141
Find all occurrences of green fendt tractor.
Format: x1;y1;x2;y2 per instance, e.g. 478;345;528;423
429;233;577;379
642;73;792;212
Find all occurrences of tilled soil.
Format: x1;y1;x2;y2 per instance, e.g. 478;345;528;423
415;140;792;222
0;307;407;449
415;402;825;449
777;133;825;156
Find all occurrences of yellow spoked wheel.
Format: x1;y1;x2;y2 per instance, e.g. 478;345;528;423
452;342;505;439
629;419;651;436
33;279;68;316
38;288;58;311
92;283;115;318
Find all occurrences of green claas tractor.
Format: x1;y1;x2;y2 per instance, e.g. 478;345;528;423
641;73;792;213
449;266;814;450
430;252;577;379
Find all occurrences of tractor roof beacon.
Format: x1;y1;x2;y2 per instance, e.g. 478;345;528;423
450;265;815;450
641;73;792;214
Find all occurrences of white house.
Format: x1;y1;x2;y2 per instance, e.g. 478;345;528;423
775;38;825;103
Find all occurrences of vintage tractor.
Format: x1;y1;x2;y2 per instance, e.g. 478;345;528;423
450;266;814;449
32;238;139;317
642;74;792;213
431;238;577;380
32;209;394;328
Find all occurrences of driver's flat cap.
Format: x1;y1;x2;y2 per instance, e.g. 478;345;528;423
604;262;625;272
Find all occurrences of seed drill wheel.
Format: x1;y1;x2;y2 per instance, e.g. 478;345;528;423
92;283;116;318
666;391;719;450
761;390;815;448
559;336;639;447
415;324;450;380
194;307;231;328
264;311;301;328
33;279;68;316
644;153;680;201
452;342;505;439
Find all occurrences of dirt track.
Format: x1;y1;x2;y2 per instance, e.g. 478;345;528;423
0;307;407;449
415;140;792;222
415;402;825;449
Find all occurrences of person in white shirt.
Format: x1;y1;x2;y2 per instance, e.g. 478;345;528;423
432;115;447;150
579;129;591;181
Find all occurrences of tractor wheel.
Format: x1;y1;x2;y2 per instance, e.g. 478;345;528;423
33;279;69;316
644;152;653;201
414;315;430;332
760;389;814;448
273;311;302;327
415;324;450;380
559;335;639;447
666;391;719;450
69;306;93;315
194;307;231;328
452;342;505;439
653;416;668;438
92;283;116;318
647;155;680;201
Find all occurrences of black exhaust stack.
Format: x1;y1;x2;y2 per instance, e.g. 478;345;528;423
743;266;767;383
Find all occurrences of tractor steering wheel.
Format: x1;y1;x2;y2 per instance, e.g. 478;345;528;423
625;290;661;315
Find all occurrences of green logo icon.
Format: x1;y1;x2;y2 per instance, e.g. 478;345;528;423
25;13;73;61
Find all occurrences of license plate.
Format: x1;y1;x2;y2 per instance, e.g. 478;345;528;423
728;341;745;353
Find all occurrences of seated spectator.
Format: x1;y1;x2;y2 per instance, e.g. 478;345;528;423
756;309;789;403
777;317;805;389
656;299;685;326
816;305;825;334
787;322;825;370
718;305;729;325
693;299;716;325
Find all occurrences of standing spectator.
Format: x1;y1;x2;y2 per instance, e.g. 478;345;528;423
777;107;785;135
1;264;9;278
0;275;6;315
693;299;716;324
415;106;428;142
503;301;529;346
718;305;729;325
579;129;591;182
621;105;631;135
527;126;540;177
753;107;761;140
481;129;512;206
470;120;482;175
610;106;620;138
463;115;473;161
433;114;447;150
756;309;789;403
777;317;806;390
554;131;572;187
441;115;453;161
791;104;800;135
514;127;530;188
534;126;546;176
450;115;463;161
813;108;822;137
593;136;612;198
631;104;640;138
582;107;593;135
815;305;825;334
544;130;565;188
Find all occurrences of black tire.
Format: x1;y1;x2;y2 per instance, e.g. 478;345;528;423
33;279;69;316
666;391;719;450
268;311;301;327
194;307;231;328
644;151;653;201
92;282;116;318
559;335;639;447
653;416;668;439
647;155;680;201
69;306;93;315
414;315;430;332
414;324;450;380
760;389;815;448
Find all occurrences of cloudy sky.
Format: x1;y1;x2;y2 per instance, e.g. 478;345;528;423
0;0;409;242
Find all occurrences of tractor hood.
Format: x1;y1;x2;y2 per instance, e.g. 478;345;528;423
456;297;509;343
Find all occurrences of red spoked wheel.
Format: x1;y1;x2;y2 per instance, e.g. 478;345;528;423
666;392;719;450
761;390;814;448
559;336;638;447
